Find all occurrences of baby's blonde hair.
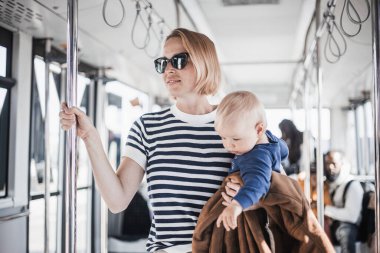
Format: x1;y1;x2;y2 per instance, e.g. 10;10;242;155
215;91;267;130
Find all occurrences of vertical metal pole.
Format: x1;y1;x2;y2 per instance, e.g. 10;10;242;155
371;0;380;251
174;0;180;28
95;70;108;253
44;38;52;253
289;100;296;122
363;104;370;174
65;0;78;252
315;0;325;227
58;66;67;253
354;109;363;174
302;70;311;202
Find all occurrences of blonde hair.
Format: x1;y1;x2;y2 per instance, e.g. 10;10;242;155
215;91;267;130
166;28;221;95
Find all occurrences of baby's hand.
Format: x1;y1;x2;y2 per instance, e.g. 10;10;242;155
216;200;243;231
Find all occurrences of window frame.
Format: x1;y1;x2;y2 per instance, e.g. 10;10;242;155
0;26;13;200
0;26;13;78
0;76;15;199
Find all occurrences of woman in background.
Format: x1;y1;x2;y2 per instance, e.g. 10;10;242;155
279;119;303;175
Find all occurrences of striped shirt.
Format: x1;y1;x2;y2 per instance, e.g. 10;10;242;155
124;105;232;252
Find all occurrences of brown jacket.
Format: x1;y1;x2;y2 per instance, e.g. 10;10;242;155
192;172;335;253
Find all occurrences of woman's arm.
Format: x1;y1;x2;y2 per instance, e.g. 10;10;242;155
60;103;144;213
84;130;144;213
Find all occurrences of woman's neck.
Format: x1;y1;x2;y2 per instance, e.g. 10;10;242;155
176;95;215;115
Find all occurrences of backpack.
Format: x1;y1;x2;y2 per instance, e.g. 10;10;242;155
342;180;375;243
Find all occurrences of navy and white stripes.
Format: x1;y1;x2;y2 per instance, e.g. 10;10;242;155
124;106;232;252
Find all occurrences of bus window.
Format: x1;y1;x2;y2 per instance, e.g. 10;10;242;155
0;26;12;199
29;57;61;252
104;81;151;251
0;46;6;77
105;81;149;168
0;26;12;78
349;100;375;176
364;101;375;175
29;52;96;252
0;86;10;198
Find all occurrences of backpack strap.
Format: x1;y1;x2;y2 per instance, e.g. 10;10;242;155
330;180;354;206
342;180;354;207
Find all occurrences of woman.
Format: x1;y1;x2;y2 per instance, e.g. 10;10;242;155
278;119;303;175
60;28;236;253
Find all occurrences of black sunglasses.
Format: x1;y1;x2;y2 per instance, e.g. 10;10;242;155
154;52;190;74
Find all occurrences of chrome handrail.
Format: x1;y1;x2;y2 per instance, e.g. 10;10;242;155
0;210;30;222
65;0;78;252
44;38;52;253
371;0;380;251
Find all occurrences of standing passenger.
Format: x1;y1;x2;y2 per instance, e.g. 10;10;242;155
60;28;236;253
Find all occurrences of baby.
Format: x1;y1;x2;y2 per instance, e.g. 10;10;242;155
215;91;288;231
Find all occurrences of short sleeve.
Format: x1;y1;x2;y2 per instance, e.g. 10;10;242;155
123;117;148;169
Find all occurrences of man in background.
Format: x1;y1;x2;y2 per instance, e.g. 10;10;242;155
324;150;363;253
